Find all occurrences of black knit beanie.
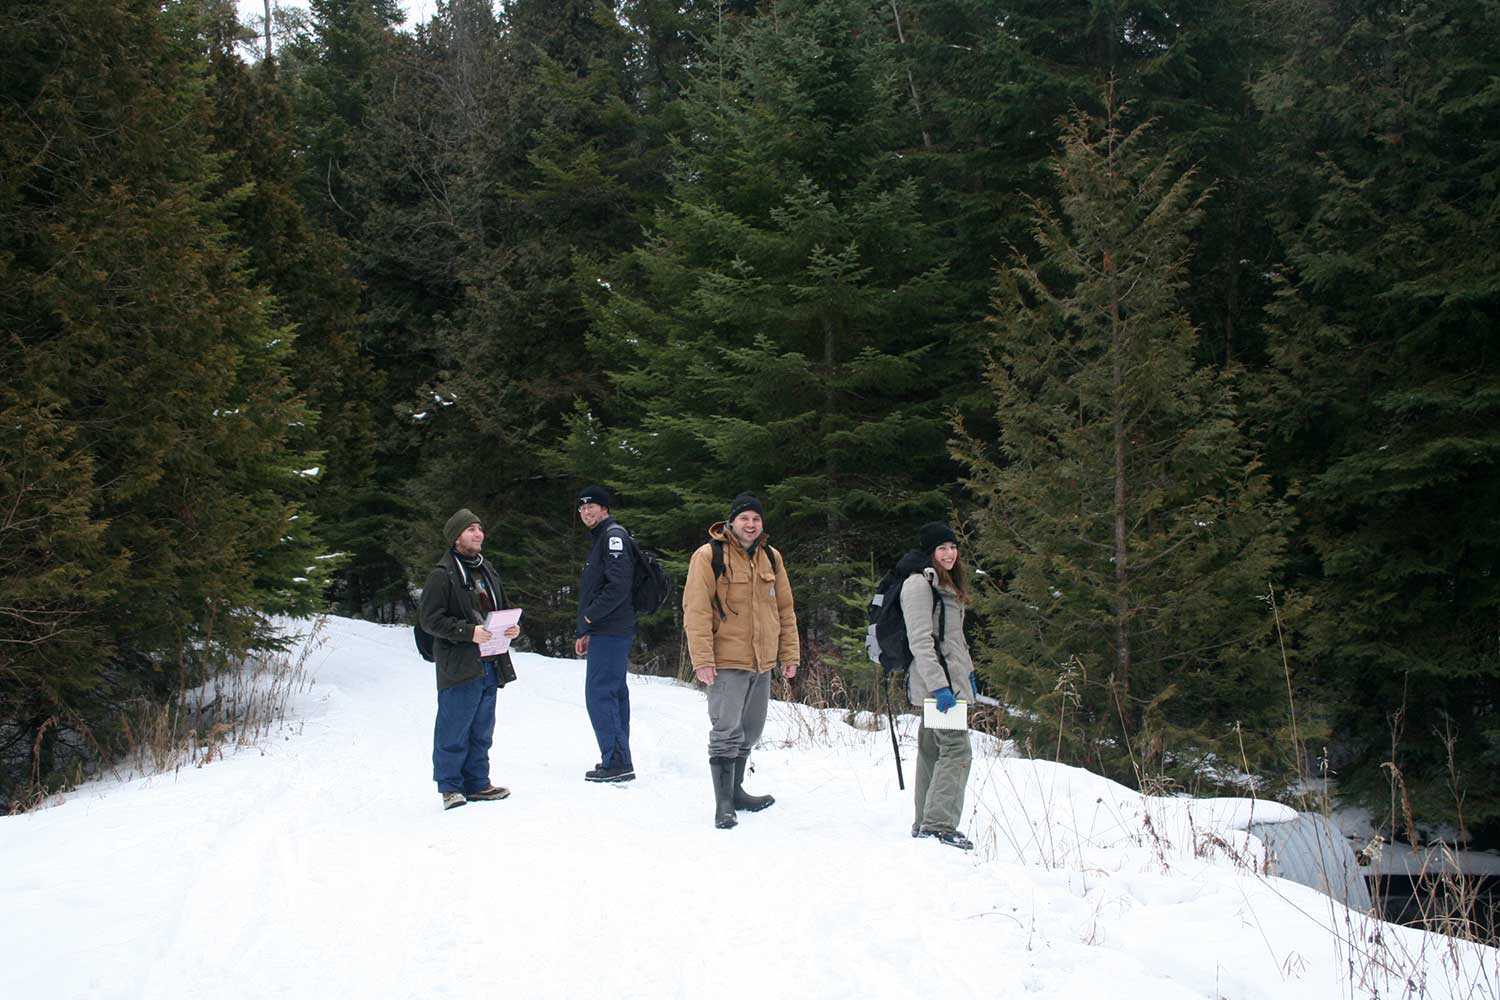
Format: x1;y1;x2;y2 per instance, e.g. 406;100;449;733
728;492;765;523
918;521;958;556
576;484;613;509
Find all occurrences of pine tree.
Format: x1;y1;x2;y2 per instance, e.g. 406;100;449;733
958;99;1296;789
572;0;972;660
1253;0;1500;835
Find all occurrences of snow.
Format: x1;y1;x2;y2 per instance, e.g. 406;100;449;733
3;615;1495;1000
1333;804;1500;877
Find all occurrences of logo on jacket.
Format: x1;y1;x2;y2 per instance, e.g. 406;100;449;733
609;535;624;555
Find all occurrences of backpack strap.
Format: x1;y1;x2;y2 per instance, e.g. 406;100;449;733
709;540;727;620
707;538;780;621
930;580;953;688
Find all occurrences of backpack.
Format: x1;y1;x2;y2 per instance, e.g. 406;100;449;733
706;538;779;620
623;533;673;615
866;558;949;684
414;622;435;662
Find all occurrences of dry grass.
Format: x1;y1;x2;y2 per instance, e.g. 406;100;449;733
12;618;324;812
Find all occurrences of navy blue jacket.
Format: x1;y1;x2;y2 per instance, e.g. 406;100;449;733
577;516;637;637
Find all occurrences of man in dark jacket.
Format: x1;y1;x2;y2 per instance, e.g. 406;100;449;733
419;508;520;810
574;485;637;783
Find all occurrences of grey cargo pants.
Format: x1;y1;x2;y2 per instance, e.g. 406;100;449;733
914;723;972;834
706;668;771;759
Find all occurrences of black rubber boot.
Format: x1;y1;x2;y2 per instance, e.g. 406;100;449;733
710;757;738;829
732;756;774;812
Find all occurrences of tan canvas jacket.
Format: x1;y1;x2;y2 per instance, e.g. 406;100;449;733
682;522;800;673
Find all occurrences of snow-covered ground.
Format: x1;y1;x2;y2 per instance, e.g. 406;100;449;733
3;616;1495;1000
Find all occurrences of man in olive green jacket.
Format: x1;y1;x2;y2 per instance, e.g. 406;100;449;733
682;493;799;829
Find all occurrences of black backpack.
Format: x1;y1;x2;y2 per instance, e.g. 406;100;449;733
414;623;435;662
866;555;950;683
624;533;673;615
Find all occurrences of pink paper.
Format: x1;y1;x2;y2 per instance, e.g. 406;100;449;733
478;608;523;658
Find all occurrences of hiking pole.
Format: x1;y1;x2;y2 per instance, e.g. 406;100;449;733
883;678;905;790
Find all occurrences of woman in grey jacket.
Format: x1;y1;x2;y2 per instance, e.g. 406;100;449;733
901;522;976;851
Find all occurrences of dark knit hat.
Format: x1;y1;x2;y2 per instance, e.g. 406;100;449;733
918;521;958;555
576;484;613;509
444;508;481;546
728;492;765;523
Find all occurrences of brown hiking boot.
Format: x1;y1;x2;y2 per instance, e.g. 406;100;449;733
465;785;511;801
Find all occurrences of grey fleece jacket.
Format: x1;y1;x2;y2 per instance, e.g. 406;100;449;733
900;567;975;708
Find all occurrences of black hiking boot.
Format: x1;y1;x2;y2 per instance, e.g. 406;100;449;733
585;763;635;783
732;755;774;812
932;830;974;851
710;757;738;829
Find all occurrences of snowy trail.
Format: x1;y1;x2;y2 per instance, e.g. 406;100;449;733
3;616;1494;1000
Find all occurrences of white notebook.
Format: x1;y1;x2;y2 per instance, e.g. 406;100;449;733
922;698;969;731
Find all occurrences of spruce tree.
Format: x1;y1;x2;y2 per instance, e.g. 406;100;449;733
959;100;1296;789
572;0;971;658
335;0;658;649
278;0;418;619
203;9;388;616
1254;0;1500;835
885;0;1282;368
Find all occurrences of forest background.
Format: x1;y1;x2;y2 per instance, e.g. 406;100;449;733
2;0;1496;850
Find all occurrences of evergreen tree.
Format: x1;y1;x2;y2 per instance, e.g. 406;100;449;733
352;0;669;651
202;6;389;616
0;0;323;801
1253;0;1500;835
572;0;971;659
284;0;405;232
885;0;1282;367
280;0;421;618
958;100;1296;789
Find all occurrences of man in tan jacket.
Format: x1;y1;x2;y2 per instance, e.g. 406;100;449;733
682;492;799;829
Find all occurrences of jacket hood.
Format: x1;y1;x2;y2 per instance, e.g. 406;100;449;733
708;521;730;542
894;548;931;578
707;521;771;549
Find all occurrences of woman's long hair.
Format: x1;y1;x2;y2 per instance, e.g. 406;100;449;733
933;551;972;606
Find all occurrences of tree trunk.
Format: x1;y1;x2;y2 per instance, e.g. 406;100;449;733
1107;263;1132;738
889;2;933;149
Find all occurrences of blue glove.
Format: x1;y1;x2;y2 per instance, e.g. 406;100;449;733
934;687;956;713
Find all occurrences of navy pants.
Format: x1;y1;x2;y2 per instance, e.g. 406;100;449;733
433;660;498;793
584;633;634;769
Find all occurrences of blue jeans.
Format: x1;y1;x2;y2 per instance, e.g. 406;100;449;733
584;633;633;768
433;661;498;793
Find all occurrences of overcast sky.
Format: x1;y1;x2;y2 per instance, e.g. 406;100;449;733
236;0;440;43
